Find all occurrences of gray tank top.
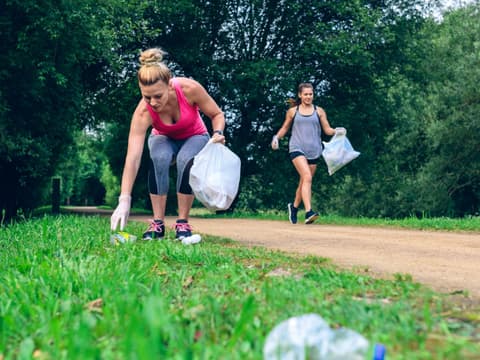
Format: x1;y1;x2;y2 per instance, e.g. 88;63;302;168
289;106;322;159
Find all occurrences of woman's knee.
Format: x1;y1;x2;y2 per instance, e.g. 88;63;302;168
301;174;313;183
175;152;193;169
149;135;174;163
150;151;173;167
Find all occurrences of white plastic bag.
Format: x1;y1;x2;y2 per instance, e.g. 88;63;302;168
322;132;360;175
189;140;241;211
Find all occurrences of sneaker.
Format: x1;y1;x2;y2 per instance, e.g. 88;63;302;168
288;203;298;224
175;219;192;240
142;219;165;240
305;210;319;224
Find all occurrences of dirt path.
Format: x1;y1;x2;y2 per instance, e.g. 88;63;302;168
70;207;480;299
138;216;480;300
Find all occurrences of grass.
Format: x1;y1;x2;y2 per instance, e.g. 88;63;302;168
0;215;479;359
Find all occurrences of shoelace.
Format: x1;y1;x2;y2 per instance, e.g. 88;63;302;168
147;221;163;233
173;222;192;232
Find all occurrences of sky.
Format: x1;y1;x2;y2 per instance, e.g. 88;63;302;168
442;0;478;9
433;0;478;20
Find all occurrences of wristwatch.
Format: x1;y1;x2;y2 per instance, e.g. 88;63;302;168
213;130;224;136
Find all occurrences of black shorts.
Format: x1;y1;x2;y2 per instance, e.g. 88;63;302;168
289;151;320;165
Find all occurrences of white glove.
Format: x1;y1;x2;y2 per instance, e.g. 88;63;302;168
271;135;279;150
335;127;347;135
110;194;131;231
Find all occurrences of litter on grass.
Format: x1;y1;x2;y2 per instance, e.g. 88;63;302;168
110;231;137;245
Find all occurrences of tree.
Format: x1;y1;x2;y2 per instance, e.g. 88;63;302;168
415;4;480;215
343;2;480;218
0;0;117;220
55;130;107;206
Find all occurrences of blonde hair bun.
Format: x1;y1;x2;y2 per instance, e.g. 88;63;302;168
139;48;166;67
137;47;172;85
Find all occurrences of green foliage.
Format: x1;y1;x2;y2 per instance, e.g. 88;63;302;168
418;5;480;216
0;216;478;358
0;0;118;220
367;3;479;217
100;161;120;208
55;130;106;206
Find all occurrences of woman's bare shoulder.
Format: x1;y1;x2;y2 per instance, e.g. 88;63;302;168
175;77;201;92
175;77;205;104
315;105;326;116
132;99;152;125
286;106;297;116
133;98;148;115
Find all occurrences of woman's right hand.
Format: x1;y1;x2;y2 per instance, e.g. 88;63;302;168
271;135;279;150
110;194;132;231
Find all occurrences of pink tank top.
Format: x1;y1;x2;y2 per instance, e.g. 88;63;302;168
146;78;207;140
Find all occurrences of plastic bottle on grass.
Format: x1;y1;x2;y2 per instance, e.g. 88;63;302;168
263;313;385;360
110;231;137;245
181;234;202;245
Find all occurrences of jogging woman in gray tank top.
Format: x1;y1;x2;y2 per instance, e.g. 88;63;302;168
271;83;346;225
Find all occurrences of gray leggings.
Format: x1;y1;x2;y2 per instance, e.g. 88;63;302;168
148;133;209;195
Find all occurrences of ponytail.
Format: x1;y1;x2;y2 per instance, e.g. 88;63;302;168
286;98;298;108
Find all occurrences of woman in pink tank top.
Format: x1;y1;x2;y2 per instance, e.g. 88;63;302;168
110;48;226;241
